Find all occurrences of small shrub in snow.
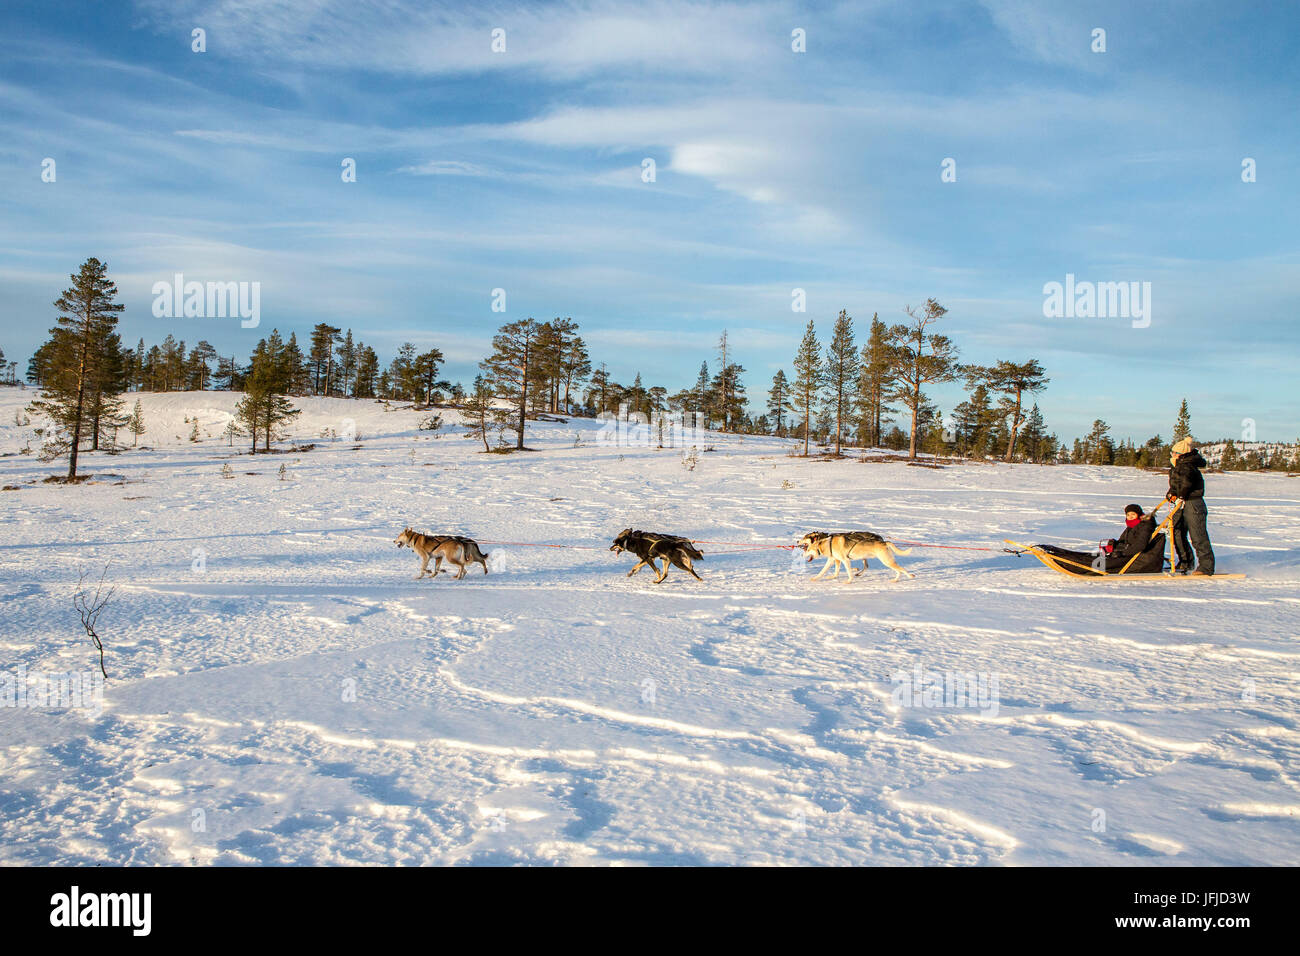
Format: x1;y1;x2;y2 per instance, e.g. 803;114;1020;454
73;567;114;679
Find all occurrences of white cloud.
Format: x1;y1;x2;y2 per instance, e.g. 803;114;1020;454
396;160;491;176
134;0;789;78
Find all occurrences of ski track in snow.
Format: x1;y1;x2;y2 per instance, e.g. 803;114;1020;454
1;391;1298;865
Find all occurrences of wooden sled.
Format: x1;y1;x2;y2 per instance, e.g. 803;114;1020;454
1004;540;1245;580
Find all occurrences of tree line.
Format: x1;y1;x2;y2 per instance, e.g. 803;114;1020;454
47;258;1290;476
770;299;1054;462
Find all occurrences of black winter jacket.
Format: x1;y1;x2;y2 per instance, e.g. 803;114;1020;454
1109;515;1157;559
1168;450;1207;500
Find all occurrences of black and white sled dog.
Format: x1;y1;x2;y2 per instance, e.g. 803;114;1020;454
797;531;914;582
610;529;704;583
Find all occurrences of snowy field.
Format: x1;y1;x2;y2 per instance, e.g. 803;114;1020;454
1;388;1298;866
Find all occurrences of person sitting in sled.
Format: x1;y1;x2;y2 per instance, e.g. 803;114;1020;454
1033;503;1166;574
1167;437;1215;576
1098;503;1162;571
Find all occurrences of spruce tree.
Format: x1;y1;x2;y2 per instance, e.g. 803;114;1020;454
1173;399;1192;443
792;319;822;456
823;310;859;455
1020;404;1046;462
236;331;301;452
767;369;792;436
462;374;509;452
126;400;146;446
857;313;894;448
693;361;711;427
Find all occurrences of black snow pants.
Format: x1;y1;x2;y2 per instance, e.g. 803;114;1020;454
1172;497;1215;574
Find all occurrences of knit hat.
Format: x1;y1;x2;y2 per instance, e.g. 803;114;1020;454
1171;437;1194;455
1124;503;1144;516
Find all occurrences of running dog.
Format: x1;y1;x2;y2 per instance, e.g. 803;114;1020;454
610;529;704;583
394;528;490;580
797;531;914;582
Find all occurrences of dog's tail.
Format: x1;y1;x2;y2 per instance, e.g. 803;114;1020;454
887;541;912;556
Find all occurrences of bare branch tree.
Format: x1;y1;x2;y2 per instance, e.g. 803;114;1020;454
73;566;115;679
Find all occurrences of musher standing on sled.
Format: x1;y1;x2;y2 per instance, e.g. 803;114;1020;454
1167;437;1215;576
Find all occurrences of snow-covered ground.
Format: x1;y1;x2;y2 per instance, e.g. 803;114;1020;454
1;388;1297;865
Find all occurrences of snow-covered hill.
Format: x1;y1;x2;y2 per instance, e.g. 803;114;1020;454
0;388;454;455
1;388;1298;865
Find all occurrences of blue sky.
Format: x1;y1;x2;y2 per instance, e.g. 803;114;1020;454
1;0;1297;442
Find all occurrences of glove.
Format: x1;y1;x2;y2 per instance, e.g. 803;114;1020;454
1101;540;1114;554
1165;492;1177;502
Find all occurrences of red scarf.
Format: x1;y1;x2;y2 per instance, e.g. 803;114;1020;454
1125;517;1141;528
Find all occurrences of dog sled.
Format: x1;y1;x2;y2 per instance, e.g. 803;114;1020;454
1004;500;1244;580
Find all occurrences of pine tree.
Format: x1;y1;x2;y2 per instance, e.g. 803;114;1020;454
557;326;590;414
414;348;446;406
480;318;541;450
823;309;859;456
388;343;418;401
27;257;126;478
982;359;1049;461
1173;399;1192;443
1086;420;1111;465
886;299;960;460
309;324;342;395
353;345;379;399
792;320;822;456
335;329;357;398
589;364;611;414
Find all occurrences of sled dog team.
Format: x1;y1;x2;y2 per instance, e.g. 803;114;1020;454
395;525;915;585
396;439;1217;583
